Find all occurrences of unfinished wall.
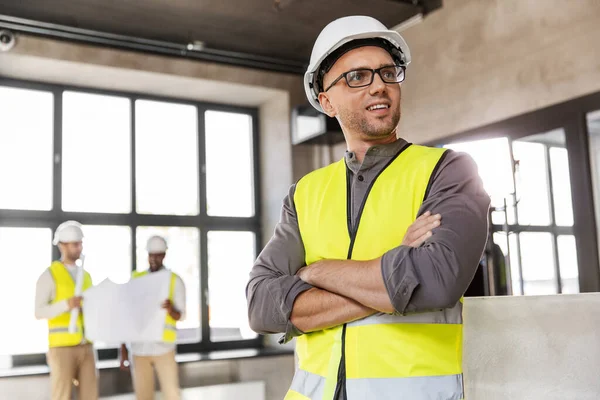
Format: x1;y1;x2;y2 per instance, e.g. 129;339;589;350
463;293;600;399
399;0;600;144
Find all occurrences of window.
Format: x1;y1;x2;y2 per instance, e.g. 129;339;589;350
62;91;131;213
0;228;52;356
557;235;579;294
519;232;557;295
513;141;552;226
445;137;515;225
135;100;199;216
445;129;577;295
587;110;600;265
205;111;255;217
207;231;258;342
0;87;53;211
549;148;574;227
0;79;261;368
493;232;521;295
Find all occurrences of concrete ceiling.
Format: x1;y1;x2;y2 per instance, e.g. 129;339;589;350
0;0;442;73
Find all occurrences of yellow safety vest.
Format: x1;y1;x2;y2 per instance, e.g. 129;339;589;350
132;269;178;343
47;261;93;348
286;144;464;400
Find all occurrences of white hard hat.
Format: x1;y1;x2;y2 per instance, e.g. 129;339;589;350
53;220;84;245
146;235;168;254
304;15;411;113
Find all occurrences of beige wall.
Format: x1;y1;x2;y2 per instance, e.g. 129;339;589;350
399;0;600;144
0;35;305;106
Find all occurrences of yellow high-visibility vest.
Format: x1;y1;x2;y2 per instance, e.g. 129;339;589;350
47;261;93;348
286;144;463;400
132;270;178;343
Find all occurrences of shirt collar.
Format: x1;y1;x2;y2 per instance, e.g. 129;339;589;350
344;138;409;172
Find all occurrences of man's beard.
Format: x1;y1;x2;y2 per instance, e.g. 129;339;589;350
339;106;400;138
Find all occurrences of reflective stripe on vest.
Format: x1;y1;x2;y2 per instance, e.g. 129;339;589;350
47;261;93;348
132;269;178;343
289;369;464;400
288;144;463;400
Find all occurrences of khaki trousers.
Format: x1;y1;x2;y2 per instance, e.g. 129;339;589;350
46;343;98;400
131;351;180;400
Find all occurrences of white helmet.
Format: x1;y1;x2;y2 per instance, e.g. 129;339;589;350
146;235;168;254
53;220;84;245
304;15;411;113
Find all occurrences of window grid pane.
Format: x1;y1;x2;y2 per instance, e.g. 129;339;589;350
513;141;552;226
557;235;579;294
493;232;521;296
444;138;515;225
62;91;131;213
520;232;557;295
586;111;600;268
205;111;255;217
0;228;52;355
135;100;199;216
0;86;53;211
207;231;257;342
549;147;574;227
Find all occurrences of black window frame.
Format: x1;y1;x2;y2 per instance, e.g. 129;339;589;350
431;90;600;295
0;77;264;368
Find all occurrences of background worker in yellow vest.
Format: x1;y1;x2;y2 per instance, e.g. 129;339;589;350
120;235;186;400
35;220;98;400
246;16;491;400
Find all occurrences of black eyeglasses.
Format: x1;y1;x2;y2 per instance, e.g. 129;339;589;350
324;65;406;92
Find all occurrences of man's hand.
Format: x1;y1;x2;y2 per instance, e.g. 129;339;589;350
297;266;309;282
162;299;181;321
119;344;130;371
401;211;441;247
162;299;174;312
67;296;83;310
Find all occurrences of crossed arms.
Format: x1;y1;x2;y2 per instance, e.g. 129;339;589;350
246;151;491;342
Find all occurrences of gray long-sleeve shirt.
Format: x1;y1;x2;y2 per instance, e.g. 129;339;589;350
246;138;491;343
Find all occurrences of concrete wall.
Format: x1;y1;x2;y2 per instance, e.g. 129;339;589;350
399;0;600;144
463;293;600;399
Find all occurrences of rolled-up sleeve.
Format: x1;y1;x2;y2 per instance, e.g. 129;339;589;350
381;150;491;313
246;184;312;341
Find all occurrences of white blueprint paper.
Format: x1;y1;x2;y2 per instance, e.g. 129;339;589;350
82;269;170;343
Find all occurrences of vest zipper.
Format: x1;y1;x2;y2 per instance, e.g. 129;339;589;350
333;144;411;400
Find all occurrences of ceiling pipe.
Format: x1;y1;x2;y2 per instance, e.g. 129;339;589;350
0;14;307;75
